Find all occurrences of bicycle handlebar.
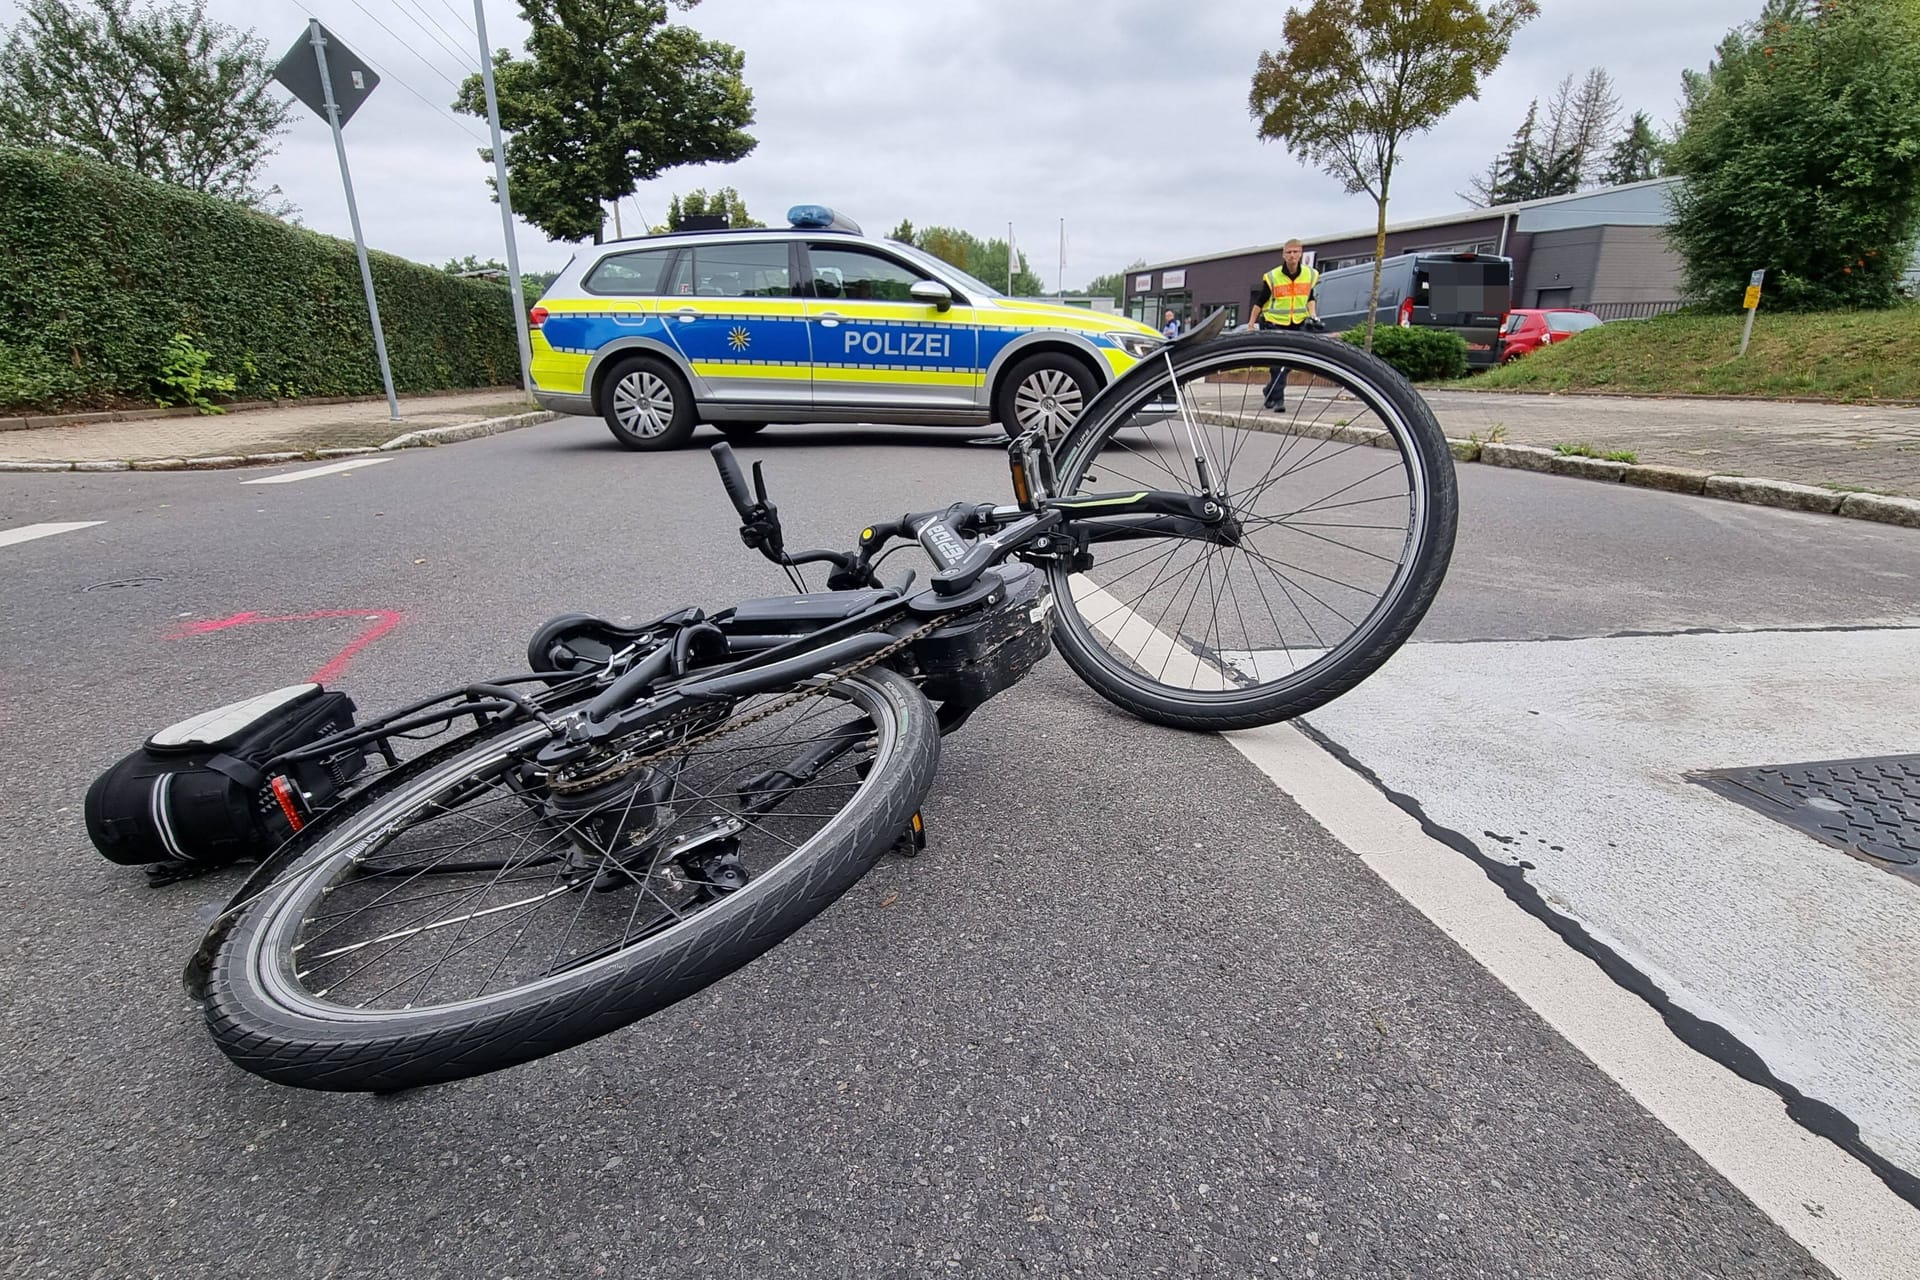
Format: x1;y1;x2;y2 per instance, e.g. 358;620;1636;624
709;443;756;519
710;440;1195;600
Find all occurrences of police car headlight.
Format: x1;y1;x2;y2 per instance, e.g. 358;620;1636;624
1106;331;1166;359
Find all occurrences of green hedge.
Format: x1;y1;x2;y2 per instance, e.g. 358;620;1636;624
1341;324;1470;382
0;147;520;412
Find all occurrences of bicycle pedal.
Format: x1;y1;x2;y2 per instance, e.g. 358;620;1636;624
890;811;927;858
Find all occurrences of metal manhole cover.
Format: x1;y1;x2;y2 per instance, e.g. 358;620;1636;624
80;577;163;591
1690;754;1920;884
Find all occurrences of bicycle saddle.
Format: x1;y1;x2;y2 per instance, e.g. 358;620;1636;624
527;610;701;674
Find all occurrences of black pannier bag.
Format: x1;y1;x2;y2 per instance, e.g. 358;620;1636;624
85;683;364;875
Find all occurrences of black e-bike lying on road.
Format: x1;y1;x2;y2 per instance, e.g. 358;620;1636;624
170;314;1458;1091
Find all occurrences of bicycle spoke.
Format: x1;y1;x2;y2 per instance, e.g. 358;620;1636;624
277;679;898;1013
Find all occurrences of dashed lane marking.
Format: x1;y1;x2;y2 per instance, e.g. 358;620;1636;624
241;458;392;485
0;521;104;548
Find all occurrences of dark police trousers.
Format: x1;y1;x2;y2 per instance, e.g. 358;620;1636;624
1257;318;1308;408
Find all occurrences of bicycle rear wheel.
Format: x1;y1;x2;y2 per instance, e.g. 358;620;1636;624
205;667;937;1091
1045;330;1457;731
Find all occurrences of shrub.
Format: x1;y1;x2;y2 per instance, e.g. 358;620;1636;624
154;332;238;413
1341;324;1470;381
0;146;520;412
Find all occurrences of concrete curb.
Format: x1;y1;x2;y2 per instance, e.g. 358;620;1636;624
0;408;557;474
380;409;555;451
1463;437;1920;528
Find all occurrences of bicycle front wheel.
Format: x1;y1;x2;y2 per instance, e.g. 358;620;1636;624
1046;330;1457;731
205;666;938;1091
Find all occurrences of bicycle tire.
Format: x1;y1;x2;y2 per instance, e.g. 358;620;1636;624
205;666;938;1091
1044;330;1457;732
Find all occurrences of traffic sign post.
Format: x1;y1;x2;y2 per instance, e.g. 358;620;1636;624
272;22;400;421
1739;268;1765;358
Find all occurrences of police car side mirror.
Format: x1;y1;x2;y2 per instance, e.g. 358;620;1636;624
910;280;953;312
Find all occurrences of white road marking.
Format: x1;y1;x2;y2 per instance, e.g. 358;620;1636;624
1070;581;1920;1279
1230;718;1920;1280
242;458;391;485
0;521;103;547
1302;629;1920;1174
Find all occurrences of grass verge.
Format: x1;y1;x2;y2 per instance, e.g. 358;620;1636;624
1435;303;1920;401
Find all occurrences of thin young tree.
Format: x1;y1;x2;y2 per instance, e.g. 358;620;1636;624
1250;0;1538;349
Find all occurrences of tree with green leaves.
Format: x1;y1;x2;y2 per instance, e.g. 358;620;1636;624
1600;110;1663;186
454;0;756;244
0;0;291;212
1250;0;1538;347
887;218;915;244
1081;262;1146;307
902;224;1046;294
442;254;507;275
650;186;762;233
1666;0;1920;310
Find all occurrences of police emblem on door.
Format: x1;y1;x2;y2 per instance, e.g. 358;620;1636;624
727;327;751;352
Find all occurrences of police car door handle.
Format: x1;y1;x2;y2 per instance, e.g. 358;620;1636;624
674;307;698;322
817;311;842;328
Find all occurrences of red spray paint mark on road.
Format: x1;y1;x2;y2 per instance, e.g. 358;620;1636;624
168;609;404;684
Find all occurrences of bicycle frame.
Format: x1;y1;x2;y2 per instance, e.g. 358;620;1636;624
182;374;1244;995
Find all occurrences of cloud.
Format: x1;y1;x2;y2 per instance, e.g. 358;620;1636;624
6;0;1763;287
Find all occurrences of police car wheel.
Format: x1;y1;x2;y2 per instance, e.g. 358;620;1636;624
997;353;1097;442
602;357;696;451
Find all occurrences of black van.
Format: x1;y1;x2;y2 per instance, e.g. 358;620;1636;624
1310;252;1512;369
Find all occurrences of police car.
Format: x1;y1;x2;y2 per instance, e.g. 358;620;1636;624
527;206;1167;450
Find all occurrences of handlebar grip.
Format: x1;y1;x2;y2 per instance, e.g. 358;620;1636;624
709;443;755;518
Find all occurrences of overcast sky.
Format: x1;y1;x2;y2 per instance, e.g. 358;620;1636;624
6;0;1761;282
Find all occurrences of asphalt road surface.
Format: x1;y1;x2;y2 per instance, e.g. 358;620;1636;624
3;415;1916;1278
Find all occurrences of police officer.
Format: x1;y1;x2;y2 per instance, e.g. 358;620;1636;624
1252;238;1320;412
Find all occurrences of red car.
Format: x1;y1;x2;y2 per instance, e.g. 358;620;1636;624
1498;308;1603;362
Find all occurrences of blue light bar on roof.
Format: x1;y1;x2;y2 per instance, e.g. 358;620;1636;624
787;205;863;234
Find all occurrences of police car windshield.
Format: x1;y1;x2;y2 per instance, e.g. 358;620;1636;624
889;242;1003;299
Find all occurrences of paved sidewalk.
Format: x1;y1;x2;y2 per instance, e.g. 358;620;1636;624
1421;390;1920;500
0;389;538;465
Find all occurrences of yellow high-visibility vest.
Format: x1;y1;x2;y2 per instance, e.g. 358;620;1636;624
1262;264;1319;325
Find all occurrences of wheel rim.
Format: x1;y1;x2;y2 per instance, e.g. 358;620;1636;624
249;678;900;1018
612;369;676;437
1013;367;1085;439
1048;345;1435;704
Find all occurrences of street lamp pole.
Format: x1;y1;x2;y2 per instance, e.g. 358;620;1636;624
473;0;534;400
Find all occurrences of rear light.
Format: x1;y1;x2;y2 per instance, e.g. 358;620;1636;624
529;305;548;328
1398;297;1413;327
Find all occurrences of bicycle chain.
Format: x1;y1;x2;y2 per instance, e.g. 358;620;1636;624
545;615;949;795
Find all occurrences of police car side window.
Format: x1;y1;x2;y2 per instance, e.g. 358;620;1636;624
806;246;924;303
585;249;675;295
689;243;792;298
